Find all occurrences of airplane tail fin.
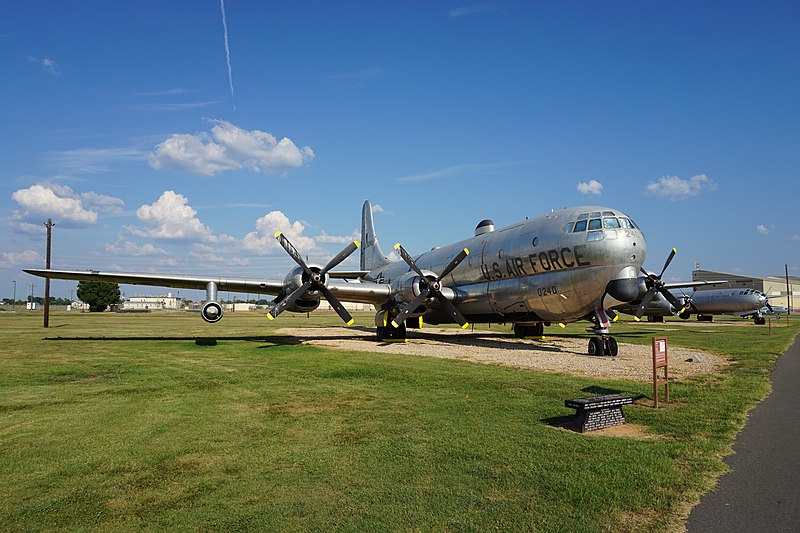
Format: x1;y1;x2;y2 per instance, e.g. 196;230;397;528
360;200;391;271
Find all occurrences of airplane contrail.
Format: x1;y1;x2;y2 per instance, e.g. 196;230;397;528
220;0;236;112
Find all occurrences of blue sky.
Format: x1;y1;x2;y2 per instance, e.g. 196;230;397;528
2;1;799;301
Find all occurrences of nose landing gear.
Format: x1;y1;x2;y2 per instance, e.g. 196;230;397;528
587;308;619;356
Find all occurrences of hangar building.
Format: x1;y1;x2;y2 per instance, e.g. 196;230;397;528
692;269;798;313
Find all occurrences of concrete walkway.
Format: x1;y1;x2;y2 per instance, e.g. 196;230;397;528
687;335;800;532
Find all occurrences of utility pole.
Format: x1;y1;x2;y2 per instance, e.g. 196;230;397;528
12;280;16;311
786;264;791;315
29;283;34;309
43;218;54;328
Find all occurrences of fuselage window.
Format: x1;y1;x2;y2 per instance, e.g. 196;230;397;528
588;218;601;230
603;217;620;229
618;218;634;229
574;220;587;232
563;222;575;233
587;230;604;241
577;213;588;221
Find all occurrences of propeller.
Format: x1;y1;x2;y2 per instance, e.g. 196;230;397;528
636;248;685;319
267;232;360;325
391;243;470;329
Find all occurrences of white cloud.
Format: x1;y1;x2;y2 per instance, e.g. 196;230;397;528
9;183;124;231
128;190;220;241
577;179;603;195
241;211;317;254
0;250;43;267
102;239;169;256
48;147;145;174
27;55;60;76
756;224;769;236
644;174;718;200
792;235;800;241
148;120;314;176
396;161;522;183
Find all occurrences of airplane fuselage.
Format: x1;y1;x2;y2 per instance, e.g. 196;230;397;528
364;206;647;324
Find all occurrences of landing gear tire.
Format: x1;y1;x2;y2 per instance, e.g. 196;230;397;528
605;337;619;356
755;316;766;325
514;323;544;338
588;337;603;356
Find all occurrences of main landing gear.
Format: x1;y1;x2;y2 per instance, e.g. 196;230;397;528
375;309;408;342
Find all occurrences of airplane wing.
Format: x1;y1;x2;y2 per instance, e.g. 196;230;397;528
22;268;391;305
662;280;729;289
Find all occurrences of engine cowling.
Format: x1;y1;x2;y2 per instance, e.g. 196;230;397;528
201;301;223;323
276;265;323;313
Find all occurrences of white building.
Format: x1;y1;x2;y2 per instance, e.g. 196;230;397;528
123;293;182;311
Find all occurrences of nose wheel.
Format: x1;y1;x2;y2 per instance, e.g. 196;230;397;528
588;336;618;356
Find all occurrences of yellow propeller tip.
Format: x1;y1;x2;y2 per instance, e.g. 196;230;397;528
461;322;470;329
613;315;619;322
463;248;470;255
558;323;566;328
634;316;640;322
346;319;355;326
354;240;361;248
672;247;677;253
274;231;282;238
390;320;399;328
393;242;401;249
266;313;275;321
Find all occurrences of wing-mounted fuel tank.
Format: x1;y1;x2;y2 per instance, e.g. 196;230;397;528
201;281;223;323
273;265;324;313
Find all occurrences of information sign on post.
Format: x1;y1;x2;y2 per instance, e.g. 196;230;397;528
652;337;669;408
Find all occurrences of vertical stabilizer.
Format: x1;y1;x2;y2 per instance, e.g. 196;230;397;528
361;200;391;271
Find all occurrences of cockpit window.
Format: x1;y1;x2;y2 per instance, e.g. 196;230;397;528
602;211;615;217
618;217;634;229
577;213;588;221
589;211;601;218
588;218;601;230
603;217;620;229
563;222;575;233
573;220;587;232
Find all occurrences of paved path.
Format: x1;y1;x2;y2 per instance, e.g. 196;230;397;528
687;335;800;532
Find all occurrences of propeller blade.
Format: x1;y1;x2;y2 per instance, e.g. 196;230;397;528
318;285;355;326
658;248;677;279
320;240;360;275
434;292;469;328
275;232;312;275
391;288;431;328
394;243;427;279
636;288;658;319
439;248;470;279
266;280;313;320
659;287;683;310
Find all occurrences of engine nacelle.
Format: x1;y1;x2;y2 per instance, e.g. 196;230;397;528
276;265;324;313
201;301;224;323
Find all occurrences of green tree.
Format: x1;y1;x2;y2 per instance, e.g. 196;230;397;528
76;281;120;312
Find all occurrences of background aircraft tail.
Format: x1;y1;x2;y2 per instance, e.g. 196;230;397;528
360;200;391;271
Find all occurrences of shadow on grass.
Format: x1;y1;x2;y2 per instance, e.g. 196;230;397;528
44;335;304;345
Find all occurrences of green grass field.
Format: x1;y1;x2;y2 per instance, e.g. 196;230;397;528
1;310;797;531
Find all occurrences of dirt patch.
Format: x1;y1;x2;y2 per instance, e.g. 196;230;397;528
277;326;728;382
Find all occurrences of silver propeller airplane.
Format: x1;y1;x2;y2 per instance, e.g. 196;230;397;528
615;287;776;324
24;200;683;356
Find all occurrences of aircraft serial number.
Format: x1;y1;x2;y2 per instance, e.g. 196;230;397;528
537;286;558;297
